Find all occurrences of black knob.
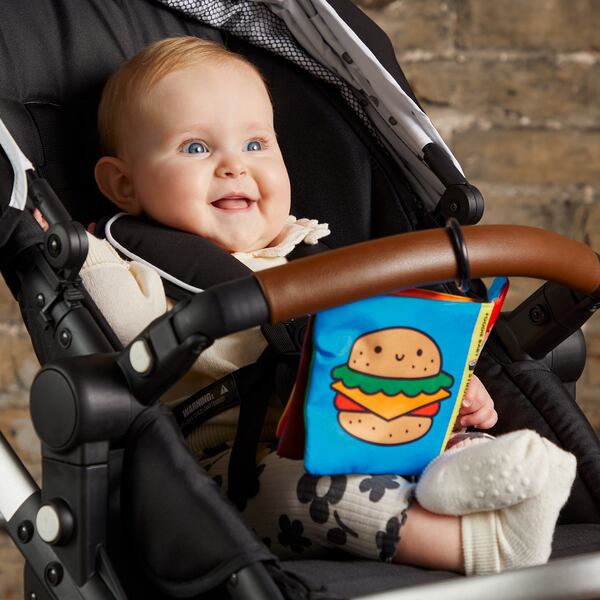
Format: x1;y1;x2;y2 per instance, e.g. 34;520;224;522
17;520;34;543
47;234;62;258
529;304;548;325
44;562;63;587
58;328;72;348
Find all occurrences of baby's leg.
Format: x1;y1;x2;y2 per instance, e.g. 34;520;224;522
201;431;575;576
203;447;416;561
393;501;464;572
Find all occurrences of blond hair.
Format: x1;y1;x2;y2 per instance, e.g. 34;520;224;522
98;36;267;156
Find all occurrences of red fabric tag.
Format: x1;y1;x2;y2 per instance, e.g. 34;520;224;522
276;318;314;460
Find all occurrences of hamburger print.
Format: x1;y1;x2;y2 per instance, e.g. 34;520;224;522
330;327;454;445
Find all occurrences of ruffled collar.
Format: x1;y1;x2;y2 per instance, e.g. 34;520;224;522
232;215;330;261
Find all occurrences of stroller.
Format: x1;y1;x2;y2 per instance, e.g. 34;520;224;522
1;0;599;598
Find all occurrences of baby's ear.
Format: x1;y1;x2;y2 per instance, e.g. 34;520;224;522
94;156;143;215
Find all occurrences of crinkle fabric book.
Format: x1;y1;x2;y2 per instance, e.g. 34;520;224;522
277;278;508;476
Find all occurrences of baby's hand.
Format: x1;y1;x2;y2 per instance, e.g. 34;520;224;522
455;374;498;430
32;208;49;232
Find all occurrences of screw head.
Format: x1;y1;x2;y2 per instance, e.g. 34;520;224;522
47;235;61;258
529;304;547;325
44;562;63;587
35;294;45;307
229;573;238;587
449;202;459;213
29;593;37;600
17;520;34;543
58;329;72;348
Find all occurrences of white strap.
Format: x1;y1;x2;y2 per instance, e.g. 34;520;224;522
0;116;34;211
104;213;205;294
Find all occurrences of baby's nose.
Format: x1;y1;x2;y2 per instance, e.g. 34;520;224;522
216;155;246;178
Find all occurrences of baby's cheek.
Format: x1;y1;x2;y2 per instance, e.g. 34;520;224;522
264;159;291;202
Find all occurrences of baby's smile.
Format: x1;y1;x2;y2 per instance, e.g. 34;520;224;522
211;193;258;211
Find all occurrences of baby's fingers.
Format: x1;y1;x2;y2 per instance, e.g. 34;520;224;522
460;404;498;429
478;411;499;430
32;208;49;231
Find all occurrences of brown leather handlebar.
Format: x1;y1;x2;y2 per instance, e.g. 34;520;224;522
254;225;600;324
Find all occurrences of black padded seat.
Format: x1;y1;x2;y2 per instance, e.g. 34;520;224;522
284;559;458;598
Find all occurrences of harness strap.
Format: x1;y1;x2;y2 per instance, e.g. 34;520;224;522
171;347;283;510
227;346;281;510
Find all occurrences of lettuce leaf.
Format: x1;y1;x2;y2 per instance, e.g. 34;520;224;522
331;364;454;397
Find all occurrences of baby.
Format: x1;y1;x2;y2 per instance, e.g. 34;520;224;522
36;36;575;575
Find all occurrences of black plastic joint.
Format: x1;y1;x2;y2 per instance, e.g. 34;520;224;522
173;276;270;341
423;143;485;225
43;221;89;279
436;184;485;225
30;354;138;452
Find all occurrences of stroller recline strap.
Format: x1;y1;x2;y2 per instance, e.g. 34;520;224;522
173;366;247;437
227;347;280;510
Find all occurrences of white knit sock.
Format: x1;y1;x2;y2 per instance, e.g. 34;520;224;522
416;430;550;515
461;438;576;575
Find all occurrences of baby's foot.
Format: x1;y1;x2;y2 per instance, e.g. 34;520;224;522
462;438;576;574
416;430;549;515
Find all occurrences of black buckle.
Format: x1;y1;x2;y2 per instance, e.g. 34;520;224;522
261;316;308;357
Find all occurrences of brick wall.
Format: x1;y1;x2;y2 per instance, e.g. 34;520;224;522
360;0;600;428
0;0;599;594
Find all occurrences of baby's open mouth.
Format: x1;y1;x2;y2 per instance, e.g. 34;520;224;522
211;195;257;210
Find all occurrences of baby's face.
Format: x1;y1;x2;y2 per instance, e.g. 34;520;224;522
121;61;291;253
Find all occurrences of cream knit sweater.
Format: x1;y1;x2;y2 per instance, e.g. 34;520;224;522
80;215;330;451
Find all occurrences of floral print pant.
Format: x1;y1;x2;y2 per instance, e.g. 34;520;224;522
202;445;416;561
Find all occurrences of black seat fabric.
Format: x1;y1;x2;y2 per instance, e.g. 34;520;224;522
284;559;458;598
282;524;600;598
0;0;223;225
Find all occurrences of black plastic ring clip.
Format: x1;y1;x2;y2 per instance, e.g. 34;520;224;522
446;217;471;293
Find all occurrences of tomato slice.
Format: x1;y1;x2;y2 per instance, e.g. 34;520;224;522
409;402;440;417
334;393;367;412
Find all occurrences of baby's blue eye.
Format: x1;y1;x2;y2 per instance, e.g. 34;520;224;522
182;141;208;154
245;140;262;152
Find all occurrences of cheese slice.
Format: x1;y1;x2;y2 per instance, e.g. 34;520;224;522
331;380;450;421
